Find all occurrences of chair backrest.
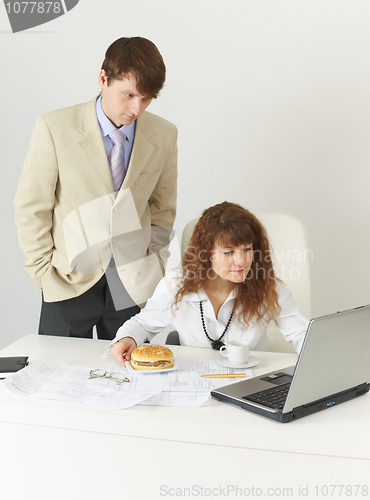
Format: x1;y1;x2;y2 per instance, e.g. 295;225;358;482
180;213;312;353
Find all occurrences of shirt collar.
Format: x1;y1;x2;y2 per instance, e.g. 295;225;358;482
183;287;237;303
96;95;136;143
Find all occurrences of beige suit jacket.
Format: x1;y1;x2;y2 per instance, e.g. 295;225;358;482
14;98;178;304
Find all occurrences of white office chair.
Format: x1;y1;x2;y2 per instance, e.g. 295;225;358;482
178;213;312;353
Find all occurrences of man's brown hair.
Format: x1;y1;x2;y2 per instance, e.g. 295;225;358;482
101;37;166;99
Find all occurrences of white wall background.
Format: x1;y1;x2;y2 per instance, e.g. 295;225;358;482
1;0;369;349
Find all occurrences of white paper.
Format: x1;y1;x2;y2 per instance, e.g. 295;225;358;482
109;359;254;393
3;355;159;410
3;355;254;409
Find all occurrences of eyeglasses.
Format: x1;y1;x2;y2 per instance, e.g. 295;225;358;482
89;368;130;384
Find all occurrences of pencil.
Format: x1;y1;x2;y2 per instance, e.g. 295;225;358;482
201;374;247;379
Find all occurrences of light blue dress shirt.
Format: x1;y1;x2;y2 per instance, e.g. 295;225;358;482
95;95;136;171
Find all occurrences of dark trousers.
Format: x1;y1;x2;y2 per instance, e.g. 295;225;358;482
38;274;140;341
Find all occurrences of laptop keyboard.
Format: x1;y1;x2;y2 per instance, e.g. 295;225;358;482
243;382;291;410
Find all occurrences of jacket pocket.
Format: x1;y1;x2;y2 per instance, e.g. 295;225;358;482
51;251;73;275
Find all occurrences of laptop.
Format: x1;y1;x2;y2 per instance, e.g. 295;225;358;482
211;304;370;422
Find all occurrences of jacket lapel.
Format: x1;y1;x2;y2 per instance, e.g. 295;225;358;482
77;98;114;197
77;102;155;202
121;113;154;188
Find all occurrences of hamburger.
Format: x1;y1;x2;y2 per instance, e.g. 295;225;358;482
130;344;174;371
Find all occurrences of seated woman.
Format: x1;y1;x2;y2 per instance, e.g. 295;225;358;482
110;202;309;365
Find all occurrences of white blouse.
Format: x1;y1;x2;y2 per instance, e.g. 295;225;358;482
111;273;308;353
112;272;309;353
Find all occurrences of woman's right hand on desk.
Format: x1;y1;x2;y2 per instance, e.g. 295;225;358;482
111;337;137;365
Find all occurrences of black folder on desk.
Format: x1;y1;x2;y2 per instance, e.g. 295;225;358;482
0;356;29;379
211;305;370;422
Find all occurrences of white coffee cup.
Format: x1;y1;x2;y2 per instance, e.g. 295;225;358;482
220;341;250;366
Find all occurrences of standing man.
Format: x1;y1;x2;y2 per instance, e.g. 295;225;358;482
14;37;178;340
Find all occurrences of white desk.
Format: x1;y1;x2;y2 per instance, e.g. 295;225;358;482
0;335;369;500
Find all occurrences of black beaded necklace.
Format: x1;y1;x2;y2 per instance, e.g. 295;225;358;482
199;301;235;350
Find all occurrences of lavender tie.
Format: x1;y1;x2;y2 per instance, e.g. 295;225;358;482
108;129;126;192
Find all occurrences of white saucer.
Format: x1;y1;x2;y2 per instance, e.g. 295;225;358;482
217;355;259;369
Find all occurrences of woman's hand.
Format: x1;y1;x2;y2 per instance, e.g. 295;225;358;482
110;337;137;365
